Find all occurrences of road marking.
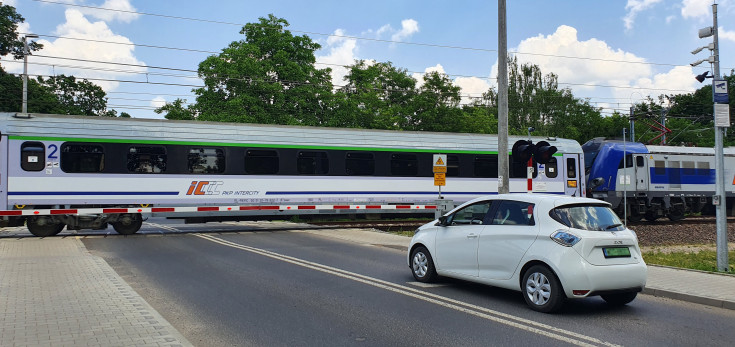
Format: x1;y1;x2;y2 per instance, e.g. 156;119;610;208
195;233;619;347
145;223;181;233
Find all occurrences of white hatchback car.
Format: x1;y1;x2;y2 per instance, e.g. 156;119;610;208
408;194;647;313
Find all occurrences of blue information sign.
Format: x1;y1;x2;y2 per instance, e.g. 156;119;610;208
714;79;729;103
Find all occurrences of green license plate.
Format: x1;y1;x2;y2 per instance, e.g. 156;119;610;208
602;247;631;258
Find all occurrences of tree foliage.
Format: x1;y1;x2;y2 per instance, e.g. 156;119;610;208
0;4;42;60
38;75;116;116
193;14;333;125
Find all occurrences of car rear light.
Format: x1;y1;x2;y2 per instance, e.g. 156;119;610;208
573;290;589;296
550;230;580;247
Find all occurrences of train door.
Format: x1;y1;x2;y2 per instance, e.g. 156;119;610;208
563;153;581;196
634;155;648;192
0;132;7;210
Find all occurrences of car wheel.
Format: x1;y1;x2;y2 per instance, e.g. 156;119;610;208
601;292;638;306
522;265;565;313
411;246;437;283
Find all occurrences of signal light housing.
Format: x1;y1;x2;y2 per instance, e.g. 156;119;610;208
512;140;536;163
533;140;557;164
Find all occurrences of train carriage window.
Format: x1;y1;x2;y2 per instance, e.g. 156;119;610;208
636;156;644;167
682;161;695;175
447;155;460;177
390;153;418;176
654;160;666;175
188;148;225;174
345;152;374;176
61;144;104;173
21;142;45;172
618;154;633;168
245;149;279;174
566;158;577;178
297;151;329;175
697;161;710;176
545;157;558;178
474;155;498;178
128;146;167;173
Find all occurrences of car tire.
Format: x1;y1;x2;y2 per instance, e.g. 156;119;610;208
522;265;565;313
601;292;638;306
411;246;437;283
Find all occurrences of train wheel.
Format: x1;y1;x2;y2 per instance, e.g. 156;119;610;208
668;207;686;222
27;216;63;237
51;224;65;236
112;214;143;235
644;211;659;222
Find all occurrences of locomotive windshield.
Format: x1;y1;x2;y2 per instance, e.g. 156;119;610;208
581;138;603;173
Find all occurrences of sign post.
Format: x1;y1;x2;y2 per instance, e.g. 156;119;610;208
433;154;447;199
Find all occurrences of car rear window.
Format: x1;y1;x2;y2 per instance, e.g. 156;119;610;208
550;204;624;231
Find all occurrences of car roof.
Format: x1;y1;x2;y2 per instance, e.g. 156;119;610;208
462;193;610;208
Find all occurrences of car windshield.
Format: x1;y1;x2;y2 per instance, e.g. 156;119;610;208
550;204;624;231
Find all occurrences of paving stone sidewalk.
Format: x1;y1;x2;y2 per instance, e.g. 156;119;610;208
0;237;193;347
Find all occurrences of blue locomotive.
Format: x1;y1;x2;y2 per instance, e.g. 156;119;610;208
583;137;735;221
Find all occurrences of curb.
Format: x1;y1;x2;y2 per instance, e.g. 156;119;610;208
642;287;735;310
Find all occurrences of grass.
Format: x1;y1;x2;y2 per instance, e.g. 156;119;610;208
642;250;735;273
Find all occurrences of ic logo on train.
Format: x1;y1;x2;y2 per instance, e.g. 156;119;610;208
186;181;224;195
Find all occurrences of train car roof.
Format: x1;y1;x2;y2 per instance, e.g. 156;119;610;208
646;145;735;156
0;112;582;154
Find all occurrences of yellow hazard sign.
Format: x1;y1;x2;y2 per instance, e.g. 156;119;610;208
433;154;447;167
434;173;446;186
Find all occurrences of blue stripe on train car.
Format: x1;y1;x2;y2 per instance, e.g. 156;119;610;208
649;168;716;185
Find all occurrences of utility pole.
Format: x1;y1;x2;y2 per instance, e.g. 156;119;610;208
498;0;510;194
711;4;729;272
22;34;39;114
691;3;729;272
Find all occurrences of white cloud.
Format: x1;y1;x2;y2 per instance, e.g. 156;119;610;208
623;0;663;30
719;27;735;43
511;25;696;107
150;96;166;108
10;9;147;91
391;19;419;41
681;0;712;19
78;0;140;23
3;0;18;6
316;29;358;87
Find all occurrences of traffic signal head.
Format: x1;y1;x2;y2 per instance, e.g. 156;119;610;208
512;140;536;163
534;141;558;164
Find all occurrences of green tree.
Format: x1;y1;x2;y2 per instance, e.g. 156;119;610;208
410;71;464;132
484;57;604;143
38;75;116;116
0;3;42;60
0;68;58;113
336;60;416;129
155;98;196;120
190;14;333;125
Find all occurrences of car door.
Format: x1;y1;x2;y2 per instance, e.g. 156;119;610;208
478;200;539;280
434;200;494;278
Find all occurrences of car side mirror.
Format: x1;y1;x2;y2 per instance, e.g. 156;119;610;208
437;215;449;226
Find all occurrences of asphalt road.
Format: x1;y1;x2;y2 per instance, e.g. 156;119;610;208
81;221;735;346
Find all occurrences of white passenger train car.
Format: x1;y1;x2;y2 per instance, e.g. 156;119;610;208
0;112;584;236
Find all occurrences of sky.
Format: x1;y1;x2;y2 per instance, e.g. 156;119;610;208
3;0;735;120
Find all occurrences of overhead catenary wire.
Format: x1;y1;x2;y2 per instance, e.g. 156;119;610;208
28;0;725;71
12;2;725;118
